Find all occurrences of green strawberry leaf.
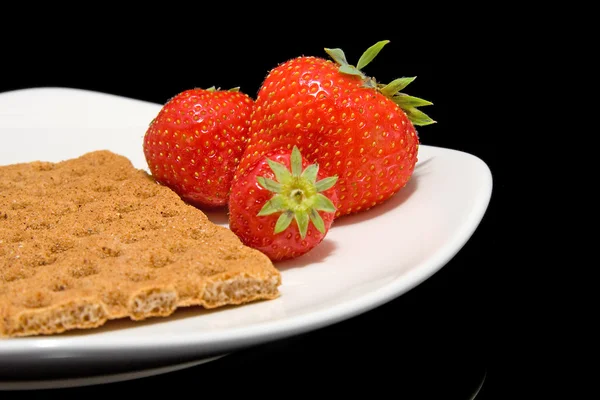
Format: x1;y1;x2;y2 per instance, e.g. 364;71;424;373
380;77;416;97
403;107;437;126
357;40;390;70
291;146;302;177
322;41;437;128
313;193;336;213
324;47;349;66
256;146;338;238
309;209;326;234
315;176;338;192
267;159;293;185
301;164;319;183
295;211;309;239
393;94;434;108
256;176;282;193
257;194;285;216
274;211;294;234
339;64;364;78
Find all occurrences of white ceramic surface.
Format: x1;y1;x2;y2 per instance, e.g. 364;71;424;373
0;87;492;388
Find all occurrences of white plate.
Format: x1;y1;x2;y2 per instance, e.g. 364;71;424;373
0;87;492;388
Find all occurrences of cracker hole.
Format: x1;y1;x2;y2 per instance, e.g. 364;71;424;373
72;227;97;237
93;185;115;193
70;168;88;177
120;233;138;244
134;187;159;199
50;239;75;254
9;233;25;243
2;269;32;283
51;282;69;292
69;262;99;278
51;204;76;216
10;201;30;210
168;243;188;254
75;194;95;206
115;201;141;214
27;255;58;268
101;246;121;258
111;170;130;181
127;271;155;282
148;252;173;268
22;291;52;308
140;218;164;231
160;209;179;218
189;227;211;240
26;221;53;230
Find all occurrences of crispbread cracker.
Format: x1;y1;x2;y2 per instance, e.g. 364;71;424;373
0;150;281;338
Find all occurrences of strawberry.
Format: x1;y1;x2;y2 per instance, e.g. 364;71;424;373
143;87;254;208
228;146;338;261
234;40;435;217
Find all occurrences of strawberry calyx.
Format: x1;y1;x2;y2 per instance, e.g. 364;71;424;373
205;86;240;92
256;146;338;239
324;40;436;126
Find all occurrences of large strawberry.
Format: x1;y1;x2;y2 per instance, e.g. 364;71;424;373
234;40;434;217
229;146;338;261
143;87;253;208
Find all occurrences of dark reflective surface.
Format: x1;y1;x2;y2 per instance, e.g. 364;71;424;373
1;28;501;399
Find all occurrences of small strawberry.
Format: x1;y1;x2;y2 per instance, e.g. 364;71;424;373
234;40;435;217
228;146;338;262
143;87;254;208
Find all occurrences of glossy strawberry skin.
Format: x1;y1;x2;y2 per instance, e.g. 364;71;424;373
229;148;338;262
234;56;419;217
143;88;254;208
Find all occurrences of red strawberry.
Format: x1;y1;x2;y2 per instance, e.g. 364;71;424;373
143;87;254;208
228;146;338;262
234;40;435;217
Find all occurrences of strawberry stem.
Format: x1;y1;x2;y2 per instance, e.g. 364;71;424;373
204;86;240;92
324;40;436;126
256;146;338;239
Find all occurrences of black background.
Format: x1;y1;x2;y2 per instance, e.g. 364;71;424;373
1;15;504;399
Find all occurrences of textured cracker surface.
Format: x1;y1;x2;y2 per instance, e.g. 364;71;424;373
0;150;281;338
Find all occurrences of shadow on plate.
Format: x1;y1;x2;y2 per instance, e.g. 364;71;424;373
332;173;420;228
201;206;229;226
413;155;435;172
274;239;338;271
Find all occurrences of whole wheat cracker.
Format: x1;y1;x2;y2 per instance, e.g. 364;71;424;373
0;150;281;338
